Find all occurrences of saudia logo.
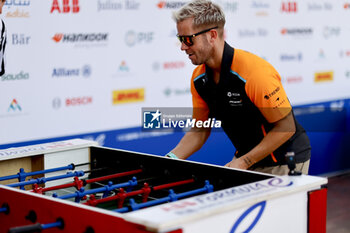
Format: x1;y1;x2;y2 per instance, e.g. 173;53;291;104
4;0;30;18
143;109;221;130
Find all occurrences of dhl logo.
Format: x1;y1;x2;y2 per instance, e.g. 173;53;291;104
314;71;334;82
112;88;145;104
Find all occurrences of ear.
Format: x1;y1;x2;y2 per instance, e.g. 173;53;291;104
209;29;218;43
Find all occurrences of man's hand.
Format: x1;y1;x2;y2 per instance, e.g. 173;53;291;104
225;156;253;170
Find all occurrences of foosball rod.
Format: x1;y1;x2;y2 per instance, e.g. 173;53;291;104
0;163;88;182
55;177;138;203
84;178;195;207
8;218;64;233
6;171;85;190
31;168;143;194
114;180;214;213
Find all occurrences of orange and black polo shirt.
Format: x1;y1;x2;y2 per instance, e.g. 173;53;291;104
191;42;310;167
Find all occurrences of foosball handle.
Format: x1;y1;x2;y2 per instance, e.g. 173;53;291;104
8;218;64;233
8;223;42;233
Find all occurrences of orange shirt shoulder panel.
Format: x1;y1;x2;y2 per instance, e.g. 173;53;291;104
232;49;291;123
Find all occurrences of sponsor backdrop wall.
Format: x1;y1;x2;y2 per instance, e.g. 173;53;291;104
1;0;349;175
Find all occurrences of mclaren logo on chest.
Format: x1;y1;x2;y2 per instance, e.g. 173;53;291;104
227;91;243;106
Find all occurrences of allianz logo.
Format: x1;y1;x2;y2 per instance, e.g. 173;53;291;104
280;52;302;61
52;65;91;78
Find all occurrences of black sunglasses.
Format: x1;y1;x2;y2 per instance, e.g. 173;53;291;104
177;26;219;47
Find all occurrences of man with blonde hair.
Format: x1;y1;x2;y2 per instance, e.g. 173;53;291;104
166;0;311;175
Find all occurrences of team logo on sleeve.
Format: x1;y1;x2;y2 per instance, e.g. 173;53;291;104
264;86;280;100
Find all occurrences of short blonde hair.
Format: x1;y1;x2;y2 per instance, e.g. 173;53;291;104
173;0;225;29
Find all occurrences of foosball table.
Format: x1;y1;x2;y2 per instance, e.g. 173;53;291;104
0;139;327;233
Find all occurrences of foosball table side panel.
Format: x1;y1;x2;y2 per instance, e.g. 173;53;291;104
0;185;181;233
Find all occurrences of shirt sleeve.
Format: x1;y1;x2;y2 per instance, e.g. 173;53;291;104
245;67;291;123
191;74;209;121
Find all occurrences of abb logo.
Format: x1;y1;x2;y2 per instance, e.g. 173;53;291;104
66;97;92;106
51;0;80;13
281;2;297;13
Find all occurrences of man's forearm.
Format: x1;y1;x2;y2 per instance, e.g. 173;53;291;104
171;128;211;159
226;112;296;169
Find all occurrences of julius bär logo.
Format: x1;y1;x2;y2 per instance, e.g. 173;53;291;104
51;0;80;13
143;110;162;129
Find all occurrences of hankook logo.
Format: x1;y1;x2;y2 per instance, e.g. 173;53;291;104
52;33;108;43
157;1;186;9
281;28;313;36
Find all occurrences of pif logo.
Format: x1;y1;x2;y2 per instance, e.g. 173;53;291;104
112;88;145;104
51;0;80;13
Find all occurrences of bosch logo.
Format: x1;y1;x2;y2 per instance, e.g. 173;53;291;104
65;97;93;106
